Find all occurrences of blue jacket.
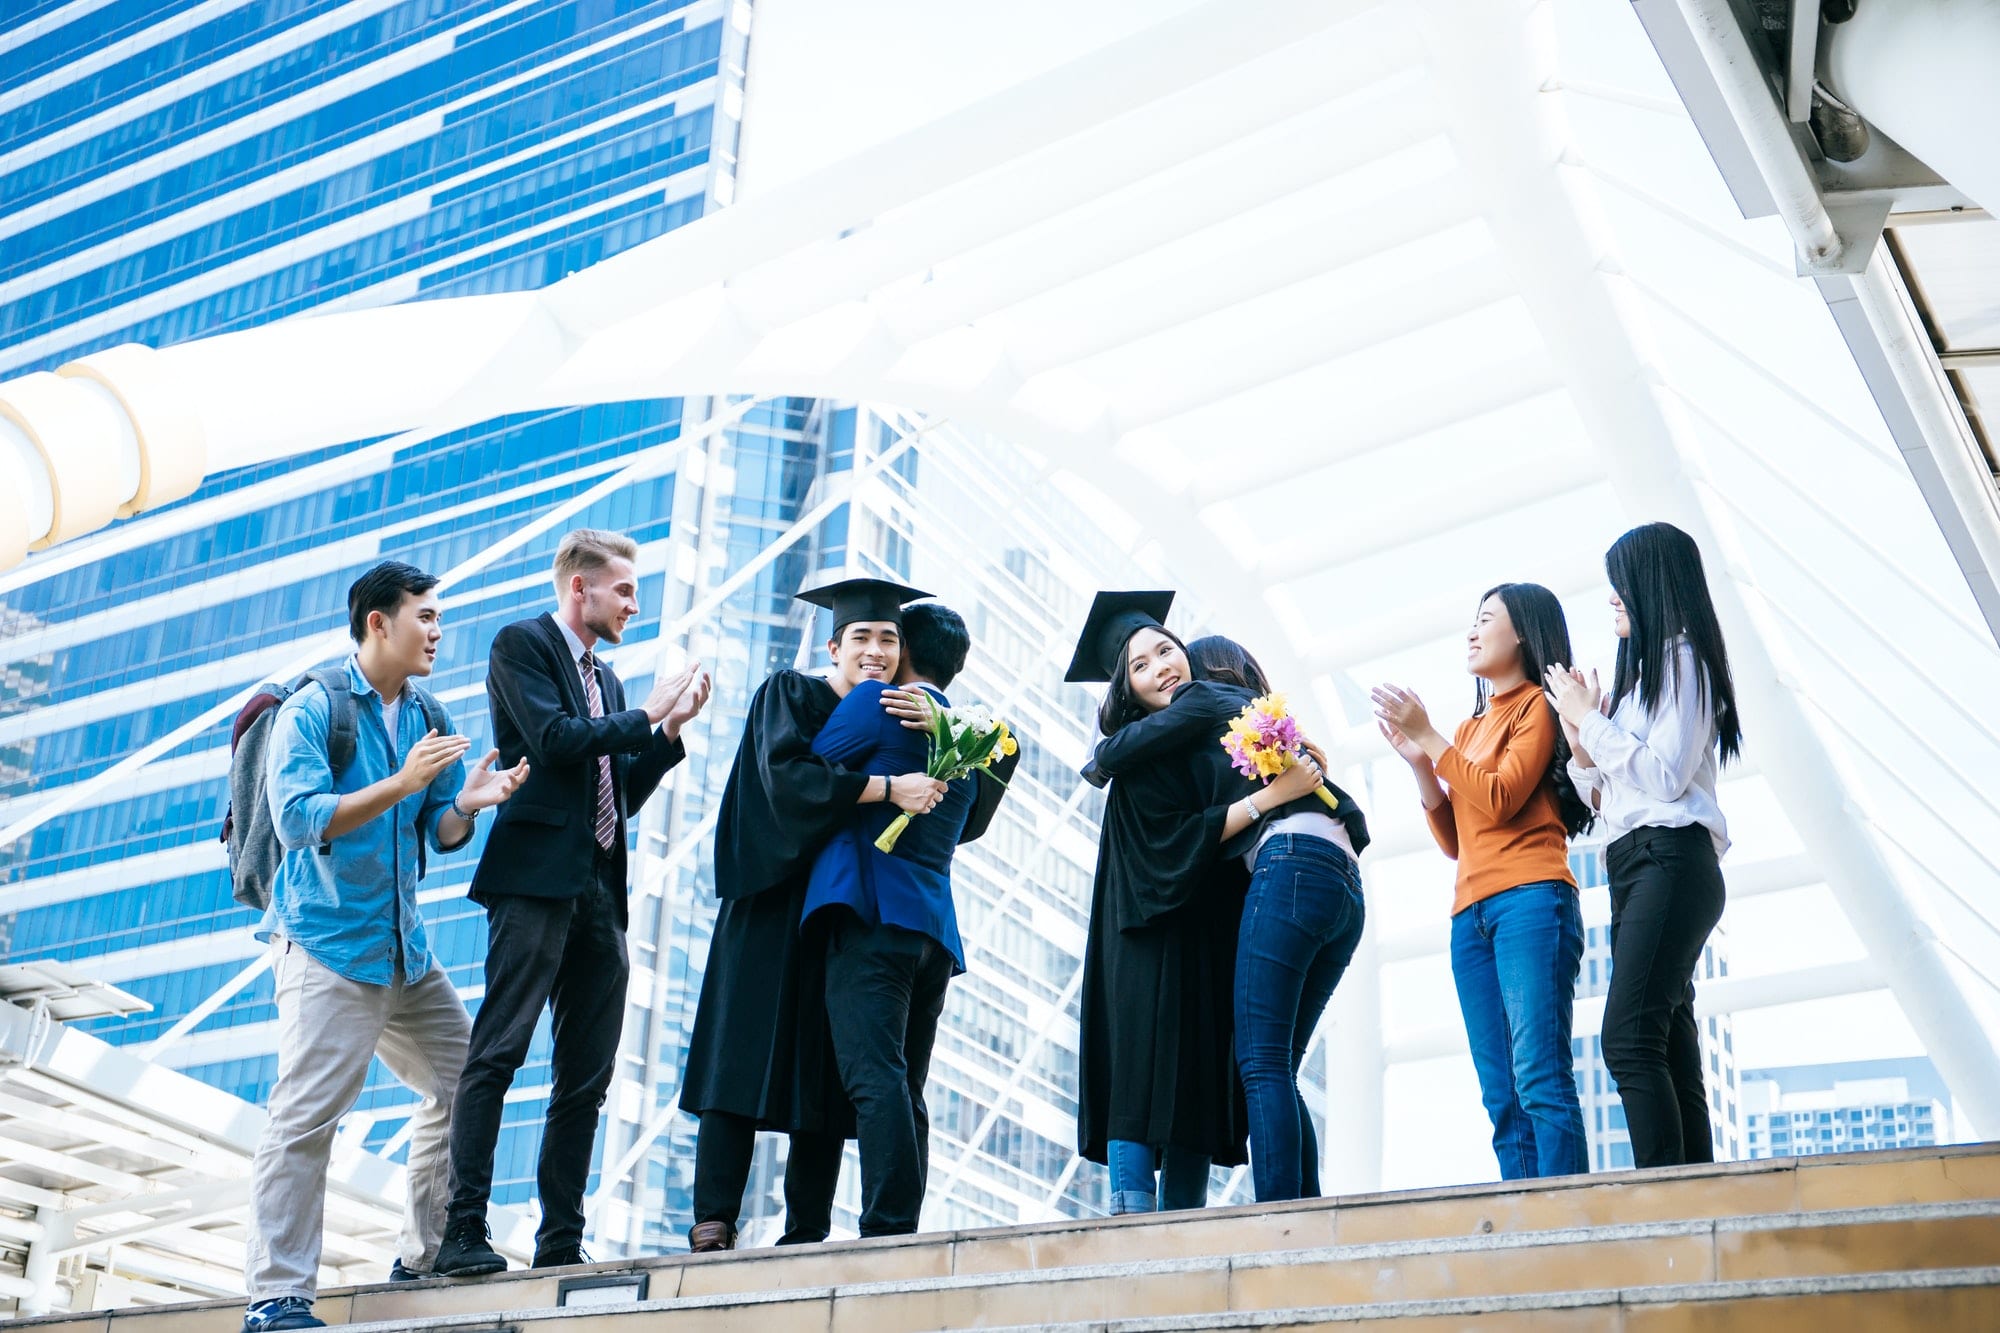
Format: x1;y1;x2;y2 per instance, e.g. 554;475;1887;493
260;655;466;984
802;680;973;971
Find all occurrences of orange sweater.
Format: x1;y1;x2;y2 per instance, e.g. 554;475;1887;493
1424;680;1576;915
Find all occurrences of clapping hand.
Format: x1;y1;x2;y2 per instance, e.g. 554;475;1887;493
399;730;471;796
1542;663;1602;728
661;662;711;736
458;749;530;813
1371;683;1444;753
644;663;707;731
1377;718;1428;768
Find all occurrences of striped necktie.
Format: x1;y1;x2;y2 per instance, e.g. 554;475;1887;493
580;651;616;851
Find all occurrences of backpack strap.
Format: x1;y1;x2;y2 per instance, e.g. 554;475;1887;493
409;682;450;740
301;666;358;859
407;682;453;883
307;666;359;775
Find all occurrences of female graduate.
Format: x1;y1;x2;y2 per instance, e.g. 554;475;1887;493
1069;594;1319;1214
1546;523;1740;1169
1371;584;1594;1181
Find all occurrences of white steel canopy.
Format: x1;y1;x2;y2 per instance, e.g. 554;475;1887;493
3;0;1998;1187
0;964;534;1312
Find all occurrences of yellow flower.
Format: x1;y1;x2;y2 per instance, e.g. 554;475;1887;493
1001;735;1018;757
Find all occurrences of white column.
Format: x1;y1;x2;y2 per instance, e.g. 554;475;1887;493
1322;919;1385;1194
18;1205;72;1317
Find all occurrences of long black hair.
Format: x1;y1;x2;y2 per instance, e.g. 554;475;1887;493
1187;635;1269;693
1604;522;1741;763
1474;583;1595;838
1098;624;1197;736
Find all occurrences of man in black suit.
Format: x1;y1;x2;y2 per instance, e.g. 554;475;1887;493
435;529;709;1275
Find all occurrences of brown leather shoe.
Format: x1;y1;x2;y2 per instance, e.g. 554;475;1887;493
688;1221;735;1253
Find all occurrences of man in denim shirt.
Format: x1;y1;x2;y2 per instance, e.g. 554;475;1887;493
243;561;526;1333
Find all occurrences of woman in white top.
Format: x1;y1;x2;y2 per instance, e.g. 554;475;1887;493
1545;522;1741;1169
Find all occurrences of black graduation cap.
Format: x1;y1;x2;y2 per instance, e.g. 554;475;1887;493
795;576;931;635
1064;590;1176;683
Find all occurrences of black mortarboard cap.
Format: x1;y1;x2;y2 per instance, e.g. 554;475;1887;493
1064;590;1176;683
795;576;930;635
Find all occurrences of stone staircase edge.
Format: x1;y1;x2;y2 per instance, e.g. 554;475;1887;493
306;1208;2000;1333
969;1263;2000;1331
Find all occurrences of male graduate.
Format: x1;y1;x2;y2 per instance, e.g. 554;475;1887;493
680;578;947;1252
799;601;1017;1237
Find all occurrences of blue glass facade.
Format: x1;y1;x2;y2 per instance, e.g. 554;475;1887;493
0;0;754;1228
0;1;1199;1259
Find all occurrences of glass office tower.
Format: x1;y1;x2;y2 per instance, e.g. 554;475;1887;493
0;0;753;1235
0;1;1242;1255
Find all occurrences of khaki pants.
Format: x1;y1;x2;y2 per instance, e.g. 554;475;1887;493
244;941;471;1298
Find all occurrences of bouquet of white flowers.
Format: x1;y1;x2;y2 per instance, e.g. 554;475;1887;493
875;699;1017;852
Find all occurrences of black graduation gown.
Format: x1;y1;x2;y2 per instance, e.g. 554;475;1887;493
1076;708;1253;1167
680;670;871;1133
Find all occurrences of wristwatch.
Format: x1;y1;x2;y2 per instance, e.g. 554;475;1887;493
1242;794;1263;821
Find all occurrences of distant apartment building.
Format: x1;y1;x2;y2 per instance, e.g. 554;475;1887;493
1741;1058;1953;1159
1568;845;1741;1170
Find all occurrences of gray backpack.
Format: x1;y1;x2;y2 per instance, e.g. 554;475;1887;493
222;666;447;910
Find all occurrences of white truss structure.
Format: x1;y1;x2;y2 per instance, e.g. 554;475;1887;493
0;961;534;1314
3;0;1999;1254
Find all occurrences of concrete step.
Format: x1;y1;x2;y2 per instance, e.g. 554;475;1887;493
21;1143;2000;1332
995;1266;2000;1332
69;1237;2000;1333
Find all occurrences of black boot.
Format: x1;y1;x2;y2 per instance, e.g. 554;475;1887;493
433;1214;507;1278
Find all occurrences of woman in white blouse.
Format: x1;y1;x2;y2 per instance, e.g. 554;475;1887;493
1545;522;1741;1169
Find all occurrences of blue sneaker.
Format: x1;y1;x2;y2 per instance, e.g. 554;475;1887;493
242;1297;325;1331
389;1259;428;1282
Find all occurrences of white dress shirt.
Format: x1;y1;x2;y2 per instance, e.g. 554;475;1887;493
1567;638;1730;858
554;615;592;668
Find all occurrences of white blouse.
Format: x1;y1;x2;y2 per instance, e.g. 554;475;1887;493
1567;638;1729;858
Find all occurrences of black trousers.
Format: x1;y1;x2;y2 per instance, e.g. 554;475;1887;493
447;856;626;1252
824;914;953;1237
690;1110;845;1243
1602;824;1726;1169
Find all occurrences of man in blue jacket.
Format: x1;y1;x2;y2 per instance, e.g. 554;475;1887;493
801;601;992;1237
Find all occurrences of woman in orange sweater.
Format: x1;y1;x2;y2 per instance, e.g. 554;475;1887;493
1372;583;1596;1179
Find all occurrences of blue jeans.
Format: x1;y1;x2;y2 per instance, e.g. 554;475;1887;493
1107;1140;1212;1214
1451;882;1588;1180
1234;834;1366;1203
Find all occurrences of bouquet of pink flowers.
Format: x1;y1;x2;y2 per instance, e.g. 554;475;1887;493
1222;692;1340;811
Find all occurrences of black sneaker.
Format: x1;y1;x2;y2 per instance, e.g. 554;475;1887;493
388;1259;428;1282
242;1297;325;1332
433;1214;507;1278
531;1241;590;1269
